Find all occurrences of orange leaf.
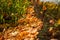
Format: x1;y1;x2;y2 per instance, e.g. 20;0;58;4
43;6;47;10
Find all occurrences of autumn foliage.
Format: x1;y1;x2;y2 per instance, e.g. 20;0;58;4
0;0;60;40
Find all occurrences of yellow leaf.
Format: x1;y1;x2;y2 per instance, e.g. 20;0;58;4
49;27;53;32
57;19;60;25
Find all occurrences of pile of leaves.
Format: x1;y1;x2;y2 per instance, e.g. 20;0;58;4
2;6;43;40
